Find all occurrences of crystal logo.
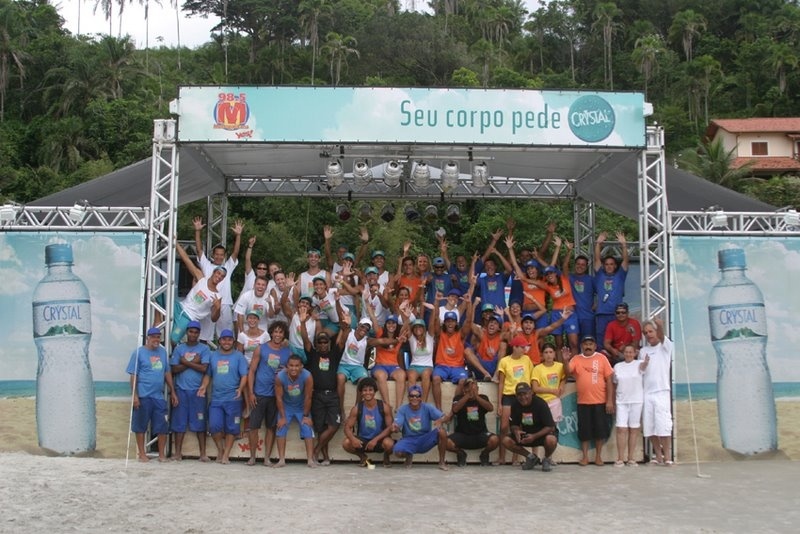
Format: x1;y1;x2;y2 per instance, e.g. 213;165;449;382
568;95;615;143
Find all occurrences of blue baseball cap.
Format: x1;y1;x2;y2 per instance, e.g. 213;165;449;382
432;257;446;266
411;319;426;328
481;303;494;312
385;314;399;324
343;252;355;261
521;313;535;322
444;311;458;321
447;288;462;297
544;266;558;274
371;250;385;258
408;384;423;396
186;321;202;330
219;329;234;339
146;327;161;337
525;260;540;269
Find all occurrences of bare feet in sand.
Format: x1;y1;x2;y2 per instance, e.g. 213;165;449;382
246;458;256;466
273;460;286;468
438;462;449;471
137;455;149;463
198;456;210;463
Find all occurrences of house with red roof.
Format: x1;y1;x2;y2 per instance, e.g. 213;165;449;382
705;118;800;177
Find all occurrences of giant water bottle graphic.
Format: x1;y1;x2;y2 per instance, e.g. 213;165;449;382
707;246;777;455
32;243;96;454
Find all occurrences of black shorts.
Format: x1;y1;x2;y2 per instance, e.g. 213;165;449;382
355;437;388;453
514;432;555;448
312;390;341;433
501;394;516;407
577;403;611;442
249;396;277;430
449;431;493;450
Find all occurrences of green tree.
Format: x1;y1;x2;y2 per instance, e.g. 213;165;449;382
631;33;664;98
298;0;331;85
592;2;621;90
320;31;359;86
668;9;706;63
0;0;29;122
767;42;798;95
679;138;754;189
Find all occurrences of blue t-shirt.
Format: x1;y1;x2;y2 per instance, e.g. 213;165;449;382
594;267;627;315
170;342;211;391
477;272;509;309
277;368;311;411
358;402;386;440
394;403;444;438
449;258;482;294
569;272;596;319
427;273;453;304
126;345;169;399
253;343;291;397
207;350;248;403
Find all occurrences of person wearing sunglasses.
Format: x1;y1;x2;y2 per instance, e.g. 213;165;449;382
391;385;452;470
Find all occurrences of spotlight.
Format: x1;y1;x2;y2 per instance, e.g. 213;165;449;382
711;210;728;228
404;204;420;222
0;203;19;224
441;161;460;192
472;162;489;188
358;203;372;222
412;161;431;188
326;160;344;187
445;204;461;224
383;160;402;187
353;159;372;187
784;209;799;227
69;200;89;224
424;204;438;223
380;203;395;223
336;203;351;221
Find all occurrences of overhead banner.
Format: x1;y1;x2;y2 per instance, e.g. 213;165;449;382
671;236;800;461
177;86;647;147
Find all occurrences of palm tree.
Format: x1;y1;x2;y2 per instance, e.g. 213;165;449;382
631;34;665;98
98;35;140;99
93;0;114;35
690;55;722;126
170;0;182;70
669;9;706;63
592;2;621;90
299;0;331;85
768;42;799;95
679;138;754;189
470;38;495;87
320;32;359;86
0;1;28;122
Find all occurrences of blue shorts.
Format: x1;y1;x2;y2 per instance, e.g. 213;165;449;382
170;302;194;345
208;400;242;435
372;365;401;378
276;409;315;439
433;365;468;384
170;389;207;433
470;358;498;378
345;304;358;329
321;318;340;334
550;309;579;335
131;397;169;435
338;363;369;383
408;365;433;376
290;344;308;364
394;429;440;455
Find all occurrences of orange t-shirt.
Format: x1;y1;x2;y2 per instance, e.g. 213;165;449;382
398;274;424;303
435;330;465;367
568;352;613;404
522;282;547;310
477;332;503;362
547;274;576;309
520;331;541;364
375;333;402;366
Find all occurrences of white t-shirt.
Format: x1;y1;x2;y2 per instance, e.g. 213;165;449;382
299;270;328;298
233;290;271;330
237;330;270;364
641;337;673;394
342;330;368;366
199;254;238;304
613;360;644;404
312;288;340;323
289;314;316;352
409;334;434;367
180;277;220;321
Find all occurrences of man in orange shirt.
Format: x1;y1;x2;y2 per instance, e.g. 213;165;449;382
566;335;614;466
431;306;473;410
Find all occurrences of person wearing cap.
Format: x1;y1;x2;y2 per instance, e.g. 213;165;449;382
506;236;548;343
495;333;536;465
282;280;321;362
566;334;614;466
169;321;211;461
430;298;475;411
310;275;341;336
127;327;178;462
501;382;558;472
234;275;271;333
603;302;642;365
392;384;452;470
198;329;249;464
236;308;270;364
501;299;524;338
447;252;481;295
246;320;291;466
172;242;223;345
435;287;466;324
274;354;317;468
516;309;574;365
337;315;387;415
593;231;629;344
426;256;454;313
299;246;329;299
368;243;390;287
301;317;348;466
464;298;506;381
446;377;499;466
407;318;435;402
474;229;513;323
342;377;396;467
192;216;243;338
370;314;408;411
359;266;389;328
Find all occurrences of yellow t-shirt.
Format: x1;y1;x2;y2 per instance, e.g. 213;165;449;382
531;361;565;402
497;355;534;396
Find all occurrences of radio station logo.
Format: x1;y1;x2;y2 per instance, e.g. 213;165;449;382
213;92;252;137
568;95;615;143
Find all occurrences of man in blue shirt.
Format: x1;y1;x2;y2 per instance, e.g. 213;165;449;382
169;321;211;461
392;384;451;470
126;327;178;463
275;354;317;468
593;231;629;343
198;329;248;464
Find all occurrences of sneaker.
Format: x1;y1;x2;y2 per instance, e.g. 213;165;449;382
541;457;552;472
479;451;490;466
456;449;467;467
521;454;540;471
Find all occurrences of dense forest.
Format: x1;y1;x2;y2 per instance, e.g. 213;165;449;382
1;0;799;265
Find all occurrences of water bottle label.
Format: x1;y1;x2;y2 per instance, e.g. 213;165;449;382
708;303;766;341
32;299;91;338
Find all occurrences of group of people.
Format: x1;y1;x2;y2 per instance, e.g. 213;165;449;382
127;216;673;467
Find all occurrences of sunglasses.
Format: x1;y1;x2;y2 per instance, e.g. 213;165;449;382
615;310;628;315
408;394;422;399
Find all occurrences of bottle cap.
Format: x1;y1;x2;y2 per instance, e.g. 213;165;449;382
45;243;73;265
718;247;745;269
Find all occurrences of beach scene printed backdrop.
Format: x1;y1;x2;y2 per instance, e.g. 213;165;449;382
0;232;145;456
671;236;800;461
